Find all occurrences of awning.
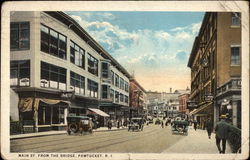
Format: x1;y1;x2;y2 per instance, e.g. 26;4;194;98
88;108;110;117
189;102;213;115
18;98;70;112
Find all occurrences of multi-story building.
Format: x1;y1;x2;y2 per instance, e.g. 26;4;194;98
188;12;241;129
178;92;190;117
10;11;131;132
129;77;147;117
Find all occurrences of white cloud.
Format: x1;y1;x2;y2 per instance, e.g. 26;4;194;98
175;31;192;39
68;13;201;91
81;12;115;20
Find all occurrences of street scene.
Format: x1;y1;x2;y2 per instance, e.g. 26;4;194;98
7;7;244;157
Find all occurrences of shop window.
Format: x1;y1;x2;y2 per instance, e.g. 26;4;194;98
102;85;109;99
87;53;98;76
115;91;119;103
120;93;124;102
125;81;129;92
101;62;109;78
111;70;114;85
70;71;85;95
110;89;114;101
40;24;67;60
40;61;66;90
10;22;30;50
125;95;128;103
120;78;124;90
10;60;30;86
87;79;98;98
70;40;85;69
115;74;119;87
231;46;240;65
231;13;240;26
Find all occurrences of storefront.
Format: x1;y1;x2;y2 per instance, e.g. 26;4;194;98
191;102;214;129
18;97;70;132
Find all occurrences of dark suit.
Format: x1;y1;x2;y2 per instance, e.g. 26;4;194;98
214;119;230;153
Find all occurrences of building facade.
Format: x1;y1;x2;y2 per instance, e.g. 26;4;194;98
10;11;131;132
188;12;241;129
129;78;147;117
178;93;190;117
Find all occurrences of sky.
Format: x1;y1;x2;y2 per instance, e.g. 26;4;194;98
65;11;205;92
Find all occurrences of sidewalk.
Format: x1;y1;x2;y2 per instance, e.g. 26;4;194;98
10;127;127;140
162;126;232;153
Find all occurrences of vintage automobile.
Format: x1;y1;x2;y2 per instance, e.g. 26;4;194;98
171;119;189;135
128;117;144;132
147;116;154;124
66;116;94;135
155;118;161;125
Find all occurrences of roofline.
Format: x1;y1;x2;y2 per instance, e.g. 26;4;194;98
44;11;131;79
129;78;147;93
187;12;211;68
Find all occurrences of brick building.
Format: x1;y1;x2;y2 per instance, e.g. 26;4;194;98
188;12;241;129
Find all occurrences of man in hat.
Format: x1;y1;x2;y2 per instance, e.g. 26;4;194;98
214;115;230;154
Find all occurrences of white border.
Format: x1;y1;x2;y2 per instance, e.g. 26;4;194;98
1;1;249;160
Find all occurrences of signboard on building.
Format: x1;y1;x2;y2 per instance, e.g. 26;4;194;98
187;101;197;109
205;94;214;102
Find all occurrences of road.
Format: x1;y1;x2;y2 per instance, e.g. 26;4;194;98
11;124;184;153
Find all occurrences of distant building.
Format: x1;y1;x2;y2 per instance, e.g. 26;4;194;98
129;77;147;117
178;93;190;116
188;12;241;129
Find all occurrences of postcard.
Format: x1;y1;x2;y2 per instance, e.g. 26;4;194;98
1;1;249;160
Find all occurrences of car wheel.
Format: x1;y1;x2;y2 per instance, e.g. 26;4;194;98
69;123;79;133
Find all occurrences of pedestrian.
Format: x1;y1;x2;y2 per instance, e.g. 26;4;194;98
107;119;112;130
161;120;164;128
193;120;197;131
215;115;230;154
205;118;213;139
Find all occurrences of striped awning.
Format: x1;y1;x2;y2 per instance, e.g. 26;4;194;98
189;102;213;115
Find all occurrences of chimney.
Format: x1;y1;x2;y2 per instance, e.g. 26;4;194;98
170;88;172;93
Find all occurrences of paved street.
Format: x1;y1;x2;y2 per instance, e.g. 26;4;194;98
10;124;232;153
11;125;183;153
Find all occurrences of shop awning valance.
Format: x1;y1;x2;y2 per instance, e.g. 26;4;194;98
18;98;70;112
88;108;110;117
189;102;213;115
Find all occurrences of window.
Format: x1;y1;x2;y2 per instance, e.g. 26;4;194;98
111;70;114;85
231;46;240;65
40;24;67;60
101;62;109;78
125;95;128;104
115;74;119;87
10;22;30;50
115;91;119;103
87;79;98;98
232;13;240;26
88;54;98;76
102;85;109;99
120;93;124;102
110;89;114;101
40;61;66;90
70;41;85;69
10;60;30;86
120;78;124;90
70;71;85;95
125;81;129;92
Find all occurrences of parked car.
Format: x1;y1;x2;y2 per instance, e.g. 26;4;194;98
66;116;93;135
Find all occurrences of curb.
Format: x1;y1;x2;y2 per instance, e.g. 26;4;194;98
10;128;127;140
